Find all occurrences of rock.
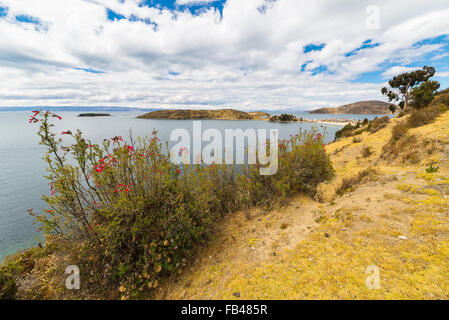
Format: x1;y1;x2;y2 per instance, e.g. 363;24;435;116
324;233;330;238
233;292;240;298
398;235;408;240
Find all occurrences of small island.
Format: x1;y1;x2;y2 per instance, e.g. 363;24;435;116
137;109;271;120
77;113;111;117
269;113;297;122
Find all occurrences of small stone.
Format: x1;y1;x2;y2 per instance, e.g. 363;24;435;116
342;228;347;231
250;247;256;250
398;235;408;240
233;292;240;298
324;233;330;238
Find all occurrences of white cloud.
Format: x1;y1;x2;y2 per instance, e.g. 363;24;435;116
0;0;449;110
437;71;449;78
381;66;419;79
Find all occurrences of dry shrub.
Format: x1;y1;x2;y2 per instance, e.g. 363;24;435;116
367;116;390;133
361;146;374;158
335;167;377;196
391;122;408;141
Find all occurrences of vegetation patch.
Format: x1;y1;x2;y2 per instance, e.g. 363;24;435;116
1;111;334;299
335;167;377;196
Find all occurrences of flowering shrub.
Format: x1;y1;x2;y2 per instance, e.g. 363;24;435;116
28;111;334;299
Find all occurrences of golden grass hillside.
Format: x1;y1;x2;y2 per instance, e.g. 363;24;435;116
155;111;449;300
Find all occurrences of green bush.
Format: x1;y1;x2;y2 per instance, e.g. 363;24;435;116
409;80;440;109
269;114;297;122
0;263;18;300
0;273;16;300
28;111;334;299
335;123;357;139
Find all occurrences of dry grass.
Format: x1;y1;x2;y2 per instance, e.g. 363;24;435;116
335;168;377;196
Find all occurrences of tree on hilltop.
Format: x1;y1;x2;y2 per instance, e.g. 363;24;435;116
382;66;436;113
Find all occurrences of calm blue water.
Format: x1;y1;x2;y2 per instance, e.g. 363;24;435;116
0;111;377;262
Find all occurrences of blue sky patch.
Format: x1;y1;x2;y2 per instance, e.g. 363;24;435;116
107;9;126;21
344;39;380;57
140;0;227;16
300;60;312;72
74;68;105;74
169;71;180;76
412;34;448;48
15;14;41;25
310;65;328;75
303;43;326;53
0;6;8;18
107;9;159;30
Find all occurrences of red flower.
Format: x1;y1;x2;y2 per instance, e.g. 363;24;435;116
61;130;72;135
176;169;181;174
127;145;134;153
53;114;62;120
28;116;38;124
94;163;105;173
112;136;123;144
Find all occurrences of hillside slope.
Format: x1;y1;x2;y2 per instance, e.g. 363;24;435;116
310;101;391;114
155;111;449;300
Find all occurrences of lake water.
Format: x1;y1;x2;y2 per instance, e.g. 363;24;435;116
0;111;381;261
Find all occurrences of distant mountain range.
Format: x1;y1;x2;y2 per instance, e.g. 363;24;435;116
0;106;159;112
309;101;392;114
0;102;392;115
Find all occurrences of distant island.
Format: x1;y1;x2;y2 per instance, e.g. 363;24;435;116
309;101;392;114
137;109;271;120
78;113;111;117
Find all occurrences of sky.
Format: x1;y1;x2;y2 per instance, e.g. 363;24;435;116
1;0;449;111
